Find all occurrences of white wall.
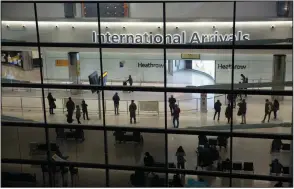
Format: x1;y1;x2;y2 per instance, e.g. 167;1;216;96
43;51;292;84
43;51;165;83
214;55;293;83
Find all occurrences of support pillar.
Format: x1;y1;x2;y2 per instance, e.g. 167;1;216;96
68;52;80;95
272;54;286;101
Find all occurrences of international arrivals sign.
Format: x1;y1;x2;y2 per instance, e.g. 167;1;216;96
92;31;250;44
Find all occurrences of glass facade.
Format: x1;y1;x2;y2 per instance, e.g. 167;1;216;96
1;1;293;187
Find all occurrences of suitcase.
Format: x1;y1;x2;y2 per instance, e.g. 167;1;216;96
123;81;127;86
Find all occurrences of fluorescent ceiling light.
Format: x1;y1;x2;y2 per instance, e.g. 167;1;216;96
1;20;292;28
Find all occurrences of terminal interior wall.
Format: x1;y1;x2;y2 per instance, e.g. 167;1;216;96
42;51;293;83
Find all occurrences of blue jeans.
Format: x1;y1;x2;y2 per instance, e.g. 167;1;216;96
173;117;179;128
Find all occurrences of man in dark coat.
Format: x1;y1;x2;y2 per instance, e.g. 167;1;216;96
168;95;176;116
129;100;137;124
112;92;120;115
127;75;133;92
81;100;90;120
213;100;222;121
47;92;56;114
66;97;75;121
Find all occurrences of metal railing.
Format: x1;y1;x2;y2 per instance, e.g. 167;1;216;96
1;94;226;116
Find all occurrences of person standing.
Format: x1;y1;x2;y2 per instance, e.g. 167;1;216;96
112;92;120;115
173;104;181;128
225;103;232;124
273;99;280;120
66;97;75;121
47;92;56;114
262;99;272;123
175;146;186;169
168;95;177;116
127;75;133;93
129;100;137;124
81;100;90;120
213;100;222;121
238;99;247;124
75;105;81;124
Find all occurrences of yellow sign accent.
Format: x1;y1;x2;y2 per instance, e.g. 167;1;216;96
103;71;108;78
181;53;201;59
55;60;68;66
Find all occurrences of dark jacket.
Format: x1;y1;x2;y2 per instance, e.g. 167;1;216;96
238;101;247;114
273;100;280;111
168;97;176;106
81;101;88;112
214;101;222;112
144;155;154;166
265;102;272;113
129;102;137;116
173;106;180;117
113;94;120;105
127;77;133;85
47;94;56;109
66;100;75;112
225;106;232;118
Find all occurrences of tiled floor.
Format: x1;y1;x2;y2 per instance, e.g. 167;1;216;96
1;73;292;187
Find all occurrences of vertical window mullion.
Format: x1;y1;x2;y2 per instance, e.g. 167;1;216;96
230;1;237;187
162;2;169;187
97;2;109;186
33;2;53;187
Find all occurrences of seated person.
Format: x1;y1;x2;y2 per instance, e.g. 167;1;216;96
150;174;162;187
171;174;183;187
274;181;283;187
209;146;220;161
144;152;155;167
198;135;208;146
130;170;145;187
270;159;283;174
113;130;125;142
197;146;214;167
271;139;282;152
217;136;228;149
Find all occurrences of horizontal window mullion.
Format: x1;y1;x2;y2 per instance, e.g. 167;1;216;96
1;42;292;50
2;121;292;140
2;158;292;182
2;82;292;96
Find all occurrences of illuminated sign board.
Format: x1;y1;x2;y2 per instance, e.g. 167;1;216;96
181;54;201;59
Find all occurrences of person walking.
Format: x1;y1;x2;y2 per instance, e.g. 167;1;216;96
238;99;246;124
75;105;81;124
225;103;232;124
213;100;222;121
112;92;120;115
66;97;75;121
175;146;186;169
273;99;280;120
173;104;181;128
262;99;272;123
129;100;137;124
168;95;177;116
47;93;56;115
81;100;90;120
127;75;133;93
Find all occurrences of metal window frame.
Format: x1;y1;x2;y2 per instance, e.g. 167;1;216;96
1;1;293;187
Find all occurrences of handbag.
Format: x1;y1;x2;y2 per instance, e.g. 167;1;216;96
237;109;242;116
